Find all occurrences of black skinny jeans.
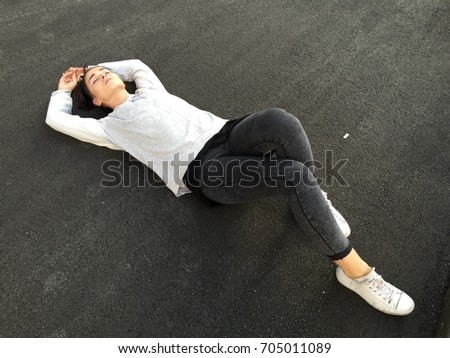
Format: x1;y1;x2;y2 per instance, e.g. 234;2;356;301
187;108;351;260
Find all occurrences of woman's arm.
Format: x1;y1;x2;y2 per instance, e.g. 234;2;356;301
45;68;121;149
99;59;166;91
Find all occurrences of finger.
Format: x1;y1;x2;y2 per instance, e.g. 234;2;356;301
63;74;74;83
75;68;84;78
63;67;76;74
62;72;74;82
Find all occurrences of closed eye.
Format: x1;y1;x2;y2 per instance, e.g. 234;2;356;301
89;67;107;84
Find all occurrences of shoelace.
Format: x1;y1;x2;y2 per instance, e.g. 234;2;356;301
364;272;398;305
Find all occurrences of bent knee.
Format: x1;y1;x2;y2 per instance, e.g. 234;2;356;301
262;107;303;133
267;107;301;122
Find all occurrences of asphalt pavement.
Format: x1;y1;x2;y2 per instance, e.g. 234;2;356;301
1;0;449;337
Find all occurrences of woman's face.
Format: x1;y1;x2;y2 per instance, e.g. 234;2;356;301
84;66;125;106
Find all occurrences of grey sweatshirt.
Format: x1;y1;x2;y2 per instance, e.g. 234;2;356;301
46;59;228;196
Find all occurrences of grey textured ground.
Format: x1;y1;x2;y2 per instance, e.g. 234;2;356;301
1;0;449;337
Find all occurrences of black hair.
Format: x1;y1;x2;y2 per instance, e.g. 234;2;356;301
71;65;95;111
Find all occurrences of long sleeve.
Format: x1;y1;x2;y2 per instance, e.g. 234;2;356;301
99;59;166;92
45;90;121;150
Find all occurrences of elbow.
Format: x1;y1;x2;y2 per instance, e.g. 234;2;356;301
45;113;56;128
131;59;145;69
45;114;53;126
45;113;62;132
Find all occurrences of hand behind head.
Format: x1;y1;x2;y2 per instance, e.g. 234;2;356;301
57;67;84;91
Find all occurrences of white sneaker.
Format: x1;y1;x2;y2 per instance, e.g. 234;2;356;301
321;190;351;237
336;267;415;316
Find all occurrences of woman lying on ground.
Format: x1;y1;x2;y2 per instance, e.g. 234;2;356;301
46;59;414;315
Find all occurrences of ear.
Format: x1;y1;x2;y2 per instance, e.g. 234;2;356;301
92;98;102;107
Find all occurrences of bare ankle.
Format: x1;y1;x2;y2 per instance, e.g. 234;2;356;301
343;266;372;280
333;248;372;279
